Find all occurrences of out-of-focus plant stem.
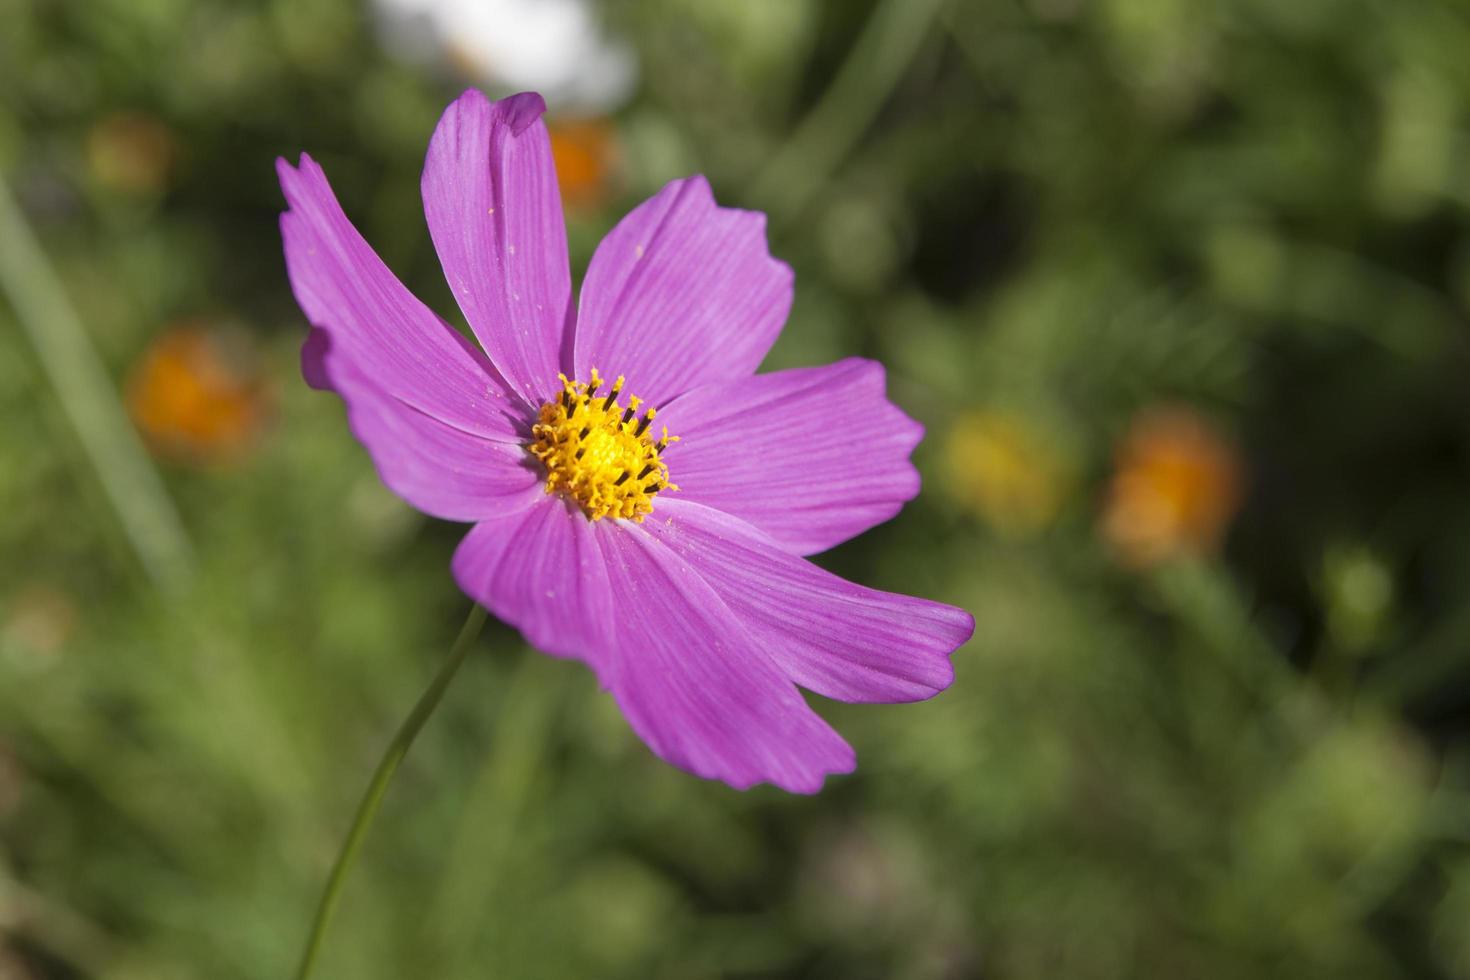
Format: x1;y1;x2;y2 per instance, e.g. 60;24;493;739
293;604;488;980
749;0;947;224
427;653;561;975
0;170;193;592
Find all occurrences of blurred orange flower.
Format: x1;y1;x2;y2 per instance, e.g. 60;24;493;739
1103;407;1243;568
944;410;1069;536
87;111;177;195
549;117;620;212
126;324;268;464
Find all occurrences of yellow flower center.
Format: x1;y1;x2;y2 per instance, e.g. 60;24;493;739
528;369;678;522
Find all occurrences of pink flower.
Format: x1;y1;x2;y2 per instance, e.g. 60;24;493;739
277;90;973;793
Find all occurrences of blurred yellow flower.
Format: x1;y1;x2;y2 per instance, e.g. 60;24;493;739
549;117;620;213
125;324;268;464
1103;407;1242;568
944;411;1069;535
86;112;177;195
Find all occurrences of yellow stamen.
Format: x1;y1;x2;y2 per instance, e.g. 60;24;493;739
528;369;678;521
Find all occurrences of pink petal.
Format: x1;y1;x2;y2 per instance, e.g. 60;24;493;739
325;351;541;521
422;90;572;408
278;155;524;442
451;496;617;685
574;176;793;407
278;156;535;519
646;500;973;704
656;358;923;555
594;519;856;793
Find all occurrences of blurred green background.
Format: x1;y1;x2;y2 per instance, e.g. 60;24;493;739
5;0;1470;976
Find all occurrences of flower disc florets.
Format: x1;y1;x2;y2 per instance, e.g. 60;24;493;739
529;368;677;521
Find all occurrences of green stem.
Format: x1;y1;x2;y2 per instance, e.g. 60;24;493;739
293;604;488;980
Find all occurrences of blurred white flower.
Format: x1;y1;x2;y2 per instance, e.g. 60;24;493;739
373;0;637;113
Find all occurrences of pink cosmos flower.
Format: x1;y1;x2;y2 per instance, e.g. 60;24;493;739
277;90;974;793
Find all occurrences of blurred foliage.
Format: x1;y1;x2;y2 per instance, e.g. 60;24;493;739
4;0;1470;977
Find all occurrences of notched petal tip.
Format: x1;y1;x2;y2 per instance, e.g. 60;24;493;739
668;172;712;201
499;91;549;134
684;725;856;795
669;173;787;262
952;607;978;646
821;356;927;474
274;156;305;205
300;328;333;391
845;357;926;452
910;605;974;703
705;184;794;301
445;88;548;136
275;153;333;215
780;745;858;796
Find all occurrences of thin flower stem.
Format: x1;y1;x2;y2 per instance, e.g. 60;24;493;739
293;604;488;980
